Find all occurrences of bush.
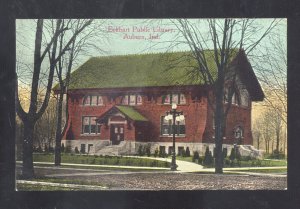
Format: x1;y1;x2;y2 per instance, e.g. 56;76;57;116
192;151;200;162
203;147;214;167
185;147;191;157
137;145;145;156
223;148;228;158
145;145;151;157
44;144;49;153
229;148;236;161
159;148;166;158
154;148;159;157
36;145;43;153
75;147;79;154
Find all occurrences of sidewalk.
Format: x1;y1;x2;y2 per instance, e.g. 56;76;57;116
125;156;204;172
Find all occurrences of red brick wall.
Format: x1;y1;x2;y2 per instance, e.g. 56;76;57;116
202;101;253;145
63;86;253;145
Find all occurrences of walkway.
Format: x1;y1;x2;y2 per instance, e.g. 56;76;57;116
17;180;107;190
125;156;204;172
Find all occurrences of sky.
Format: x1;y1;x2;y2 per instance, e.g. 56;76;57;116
16;18;287;86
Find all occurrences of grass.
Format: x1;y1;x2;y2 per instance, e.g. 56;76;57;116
17;183;80;191
237;168;287;173
33;153;171;168
28;163;168;171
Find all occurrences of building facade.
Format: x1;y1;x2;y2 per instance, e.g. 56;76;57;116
55;50;264;156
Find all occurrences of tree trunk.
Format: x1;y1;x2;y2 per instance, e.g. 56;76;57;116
214;85;224;174
22;120;35;179
54;91;64;166
276;131;280;153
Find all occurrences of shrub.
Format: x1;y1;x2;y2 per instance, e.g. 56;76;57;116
61;143;65;153
154;148;159;157
203;147;214;167
223;148;228;158
75;147;79;154
44;144;49;153
192;151;200;162
36;145;43;153
159;148;166;158
185;147;191;157
137;145;144;156
145;145;151;157
229;148;236;161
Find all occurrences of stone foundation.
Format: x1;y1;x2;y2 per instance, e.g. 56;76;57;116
61;139;256;157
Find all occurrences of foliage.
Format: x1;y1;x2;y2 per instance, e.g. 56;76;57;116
203;147;214;167
185;147;191;157
74;147;79;154
145;145;151;157
32;153;171;168
223;148;228;158
137;145;145;156
154;148;159;157
192;151;200;162
159;147;167;158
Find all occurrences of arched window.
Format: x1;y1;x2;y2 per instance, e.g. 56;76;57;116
234;126;243;144
121;94;142;105
83;96;91;106
240;89;249;107
162;93;186;105
83;95;105;106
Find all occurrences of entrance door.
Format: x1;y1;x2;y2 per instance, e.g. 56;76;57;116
110;124;124;145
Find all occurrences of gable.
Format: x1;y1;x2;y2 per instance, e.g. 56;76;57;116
54;50;264;101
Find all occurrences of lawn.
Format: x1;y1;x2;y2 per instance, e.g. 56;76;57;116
33;153;171;168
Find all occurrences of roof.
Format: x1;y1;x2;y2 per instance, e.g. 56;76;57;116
55;50;239;90
54;50;264;101
97;105;148;122
115;106;148;122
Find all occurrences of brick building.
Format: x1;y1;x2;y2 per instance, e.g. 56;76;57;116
55;50;264;156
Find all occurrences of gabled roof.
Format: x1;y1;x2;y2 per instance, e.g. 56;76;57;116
54;50;264;101
57;50;239;90
97;105;148;122
115;106;148;121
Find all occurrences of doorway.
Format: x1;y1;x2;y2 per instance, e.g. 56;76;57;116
110;124;124;145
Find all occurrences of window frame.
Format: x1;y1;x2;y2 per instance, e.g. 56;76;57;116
122;94;143;106
160;115;186;136
83;95;105;106
162;93;186;105
81;116;101;135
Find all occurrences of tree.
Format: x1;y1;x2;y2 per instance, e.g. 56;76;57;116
173;19;279;173
252;32;287;125
53;19;99;166
252;118;262;150
16;19;93;178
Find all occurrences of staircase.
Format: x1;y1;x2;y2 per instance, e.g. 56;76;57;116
238;145;264;159
95;141;133;156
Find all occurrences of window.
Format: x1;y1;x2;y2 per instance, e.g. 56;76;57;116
83;95;104;106
82;116;101;134
234;126;243;138
240;89;249;107
162;93;186;105
224;88;239;105
161;116;185;135
122;94;142;105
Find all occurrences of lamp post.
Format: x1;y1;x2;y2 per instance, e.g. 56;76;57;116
165;103;185;171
